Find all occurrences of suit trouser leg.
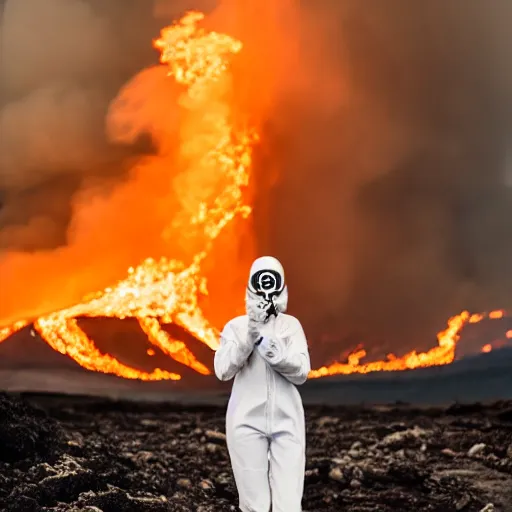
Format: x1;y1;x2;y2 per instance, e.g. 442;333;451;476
227;424;271;512
269;431;305;512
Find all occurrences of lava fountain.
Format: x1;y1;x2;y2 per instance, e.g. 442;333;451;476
0;11;255;381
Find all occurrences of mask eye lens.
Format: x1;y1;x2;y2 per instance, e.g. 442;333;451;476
250;270;282;299
260;275;274;290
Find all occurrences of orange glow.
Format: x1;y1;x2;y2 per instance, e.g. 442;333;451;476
481;344;492;353
308;310;509;379
0;12;510;382
0;11;255;381
0;320;29;343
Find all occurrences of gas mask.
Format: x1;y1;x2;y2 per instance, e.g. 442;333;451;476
245;256;288;323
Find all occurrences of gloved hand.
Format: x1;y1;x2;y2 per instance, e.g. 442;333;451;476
246;289;273;323
248;317;262;346
257;336;284;364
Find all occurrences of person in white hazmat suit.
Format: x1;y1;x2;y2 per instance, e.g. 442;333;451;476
214;256;311;512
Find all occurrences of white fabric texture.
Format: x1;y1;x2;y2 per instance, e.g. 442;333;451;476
248;256;285;285
214;256;311;512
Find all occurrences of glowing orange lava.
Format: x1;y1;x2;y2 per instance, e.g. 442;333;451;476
0;11;254;381
0;12;509;382
308;310;508;378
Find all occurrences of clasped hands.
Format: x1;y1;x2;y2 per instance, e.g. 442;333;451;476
248;319;283;364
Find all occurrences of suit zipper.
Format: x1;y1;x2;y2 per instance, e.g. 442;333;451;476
270;366;275;435
266;362;272;435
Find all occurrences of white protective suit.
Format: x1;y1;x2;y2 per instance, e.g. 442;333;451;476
214;256;311;512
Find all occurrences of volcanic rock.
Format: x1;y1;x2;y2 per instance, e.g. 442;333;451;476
0;392;64;463
468;443;486;458
1;394;512;511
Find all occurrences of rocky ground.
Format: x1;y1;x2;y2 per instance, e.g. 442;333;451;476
1;393;512;511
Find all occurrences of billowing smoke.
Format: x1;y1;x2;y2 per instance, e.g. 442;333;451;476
250;1;512;365
0;0;214;324
2;0;512;367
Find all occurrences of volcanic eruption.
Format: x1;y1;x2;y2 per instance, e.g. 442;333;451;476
0;10;257;381
2;5;512;511
1;1;512;384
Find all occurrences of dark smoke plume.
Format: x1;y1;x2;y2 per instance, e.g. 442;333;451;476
0;0;203;251
253;0;512;365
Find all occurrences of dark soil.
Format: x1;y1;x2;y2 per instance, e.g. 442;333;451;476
1;393;512;511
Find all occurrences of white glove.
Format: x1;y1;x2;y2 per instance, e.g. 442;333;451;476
248;318;262;346
257;336;284;364
246;289;272;323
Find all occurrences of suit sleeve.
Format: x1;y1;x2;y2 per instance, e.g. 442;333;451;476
214;321;254;382
257;319;311;385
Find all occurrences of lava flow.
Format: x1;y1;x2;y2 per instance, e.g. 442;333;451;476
308;310;509;378
0;11;509;382
0;11;255;381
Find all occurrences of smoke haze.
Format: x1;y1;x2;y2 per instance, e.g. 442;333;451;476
254;0;512;365
1;0;512;367
0;0;216;324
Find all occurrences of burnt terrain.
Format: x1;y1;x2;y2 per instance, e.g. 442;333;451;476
1;393;512;511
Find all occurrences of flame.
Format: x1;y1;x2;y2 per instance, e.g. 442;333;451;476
307;309;509;379
0;11;255;381
0;13;510;383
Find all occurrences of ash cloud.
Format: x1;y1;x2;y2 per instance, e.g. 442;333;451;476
0;0;171;251
253;0;512;364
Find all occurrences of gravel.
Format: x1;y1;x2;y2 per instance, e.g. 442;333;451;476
1;393;512;511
